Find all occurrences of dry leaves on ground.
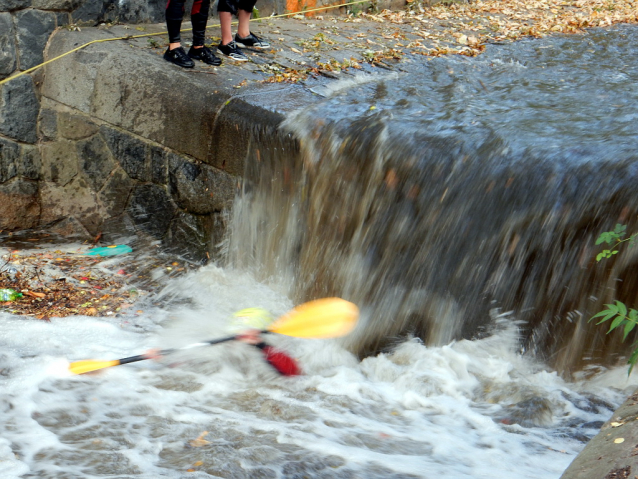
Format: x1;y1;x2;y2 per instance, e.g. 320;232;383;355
265;0;637;82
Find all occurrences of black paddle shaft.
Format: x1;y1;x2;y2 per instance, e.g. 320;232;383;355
116;332;269;366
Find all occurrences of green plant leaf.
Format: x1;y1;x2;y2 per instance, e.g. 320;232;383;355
595;310;618;325
591;309;613;320
608;314;625;333
595;233;610;245
614;224;627;235
617;301;628;317
623;320;636;341
606;303;619;314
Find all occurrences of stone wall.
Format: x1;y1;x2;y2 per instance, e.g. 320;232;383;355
0;0;401;261
0;1;263;261
0;0;166;240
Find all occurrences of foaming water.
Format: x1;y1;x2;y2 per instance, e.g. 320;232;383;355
225;24;638;374
1;264;636;478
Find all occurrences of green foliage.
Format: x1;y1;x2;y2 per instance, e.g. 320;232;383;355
591;224;638;375
595;223;636;261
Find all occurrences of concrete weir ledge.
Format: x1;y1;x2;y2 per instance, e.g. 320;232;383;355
13;16;638;479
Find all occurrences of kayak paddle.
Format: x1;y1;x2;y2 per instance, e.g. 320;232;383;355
68;297;359;375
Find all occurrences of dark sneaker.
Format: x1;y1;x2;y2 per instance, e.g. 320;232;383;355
163;46;194;68
188;45;222;66
234;32;270;49
217;41;248;62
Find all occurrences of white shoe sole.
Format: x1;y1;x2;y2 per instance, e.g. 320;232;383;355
217;49;249;62
235;42;270;49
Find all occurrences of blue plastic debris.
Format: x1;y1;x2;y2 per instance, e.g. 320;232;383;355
84;245;133;257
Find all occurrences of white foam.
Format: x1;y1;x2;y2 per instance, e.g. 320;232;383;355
0;265;633;478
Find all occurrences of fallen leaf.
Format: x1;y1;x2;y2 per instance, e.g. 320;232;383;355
24;291;46;298
615;438;625;444
190;431;210;447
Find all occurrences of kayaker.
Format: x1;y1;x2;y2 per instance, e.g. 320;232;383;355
231;308;301;376
144;307;301;376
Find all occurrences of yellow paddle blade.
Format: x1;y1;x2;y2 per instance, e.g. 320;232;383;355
269;298;359;339
69;359;121;375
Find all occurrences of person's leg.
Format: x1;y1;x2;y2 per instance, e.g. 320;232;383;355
164;0;195;67
166;0;186;49
187;0;222;65
217;0;248;61
219;11;234;46
190;0;210;48
234;2;270;50
236;8;252;39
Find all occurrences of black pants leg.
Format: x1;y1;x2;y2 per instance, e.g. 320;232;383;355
166;0;211;46
217;0;257;15
166;0;186;44
191;0;211;47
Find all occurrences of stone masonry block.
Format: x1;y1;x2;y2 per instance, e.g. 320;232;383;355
76;133;117;191
168;154;236;215
15;9;57;70
55;12;70;26
163;210;213;263
71;1;103;24
0;13;17;77
127;183;175;240
40;139;79;186
32;0;83;10
0;0;32;11
0;74;39;143
47;216;91;240
37;108;58;141
91;53;225;163
97;167;134;217
100;126;151;182
150;145;167;185
41;29;111;115
40;176;103;235
0;137;19;184
0;178;40;230
19;144;41;180
69;0;168;24
58;111;99;140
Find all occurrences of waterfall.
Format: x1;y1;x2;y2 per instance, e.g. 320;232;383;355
224;25;638;377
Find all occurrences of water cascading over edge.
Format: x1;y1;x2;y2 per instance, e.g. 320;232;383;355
223;34;638;378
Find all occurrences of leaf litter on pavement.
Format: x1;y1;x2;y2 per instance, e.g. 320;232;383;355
0;233;192;321
261;0;637;82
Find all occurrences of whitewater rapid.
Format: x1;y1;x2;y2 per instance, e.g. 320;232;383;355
1;263;635;478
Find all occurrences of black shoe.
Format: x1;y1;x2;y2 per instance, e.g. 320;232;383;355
188;45;222;66
217;41;248;62
234;32;270;49
163;46;194;68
